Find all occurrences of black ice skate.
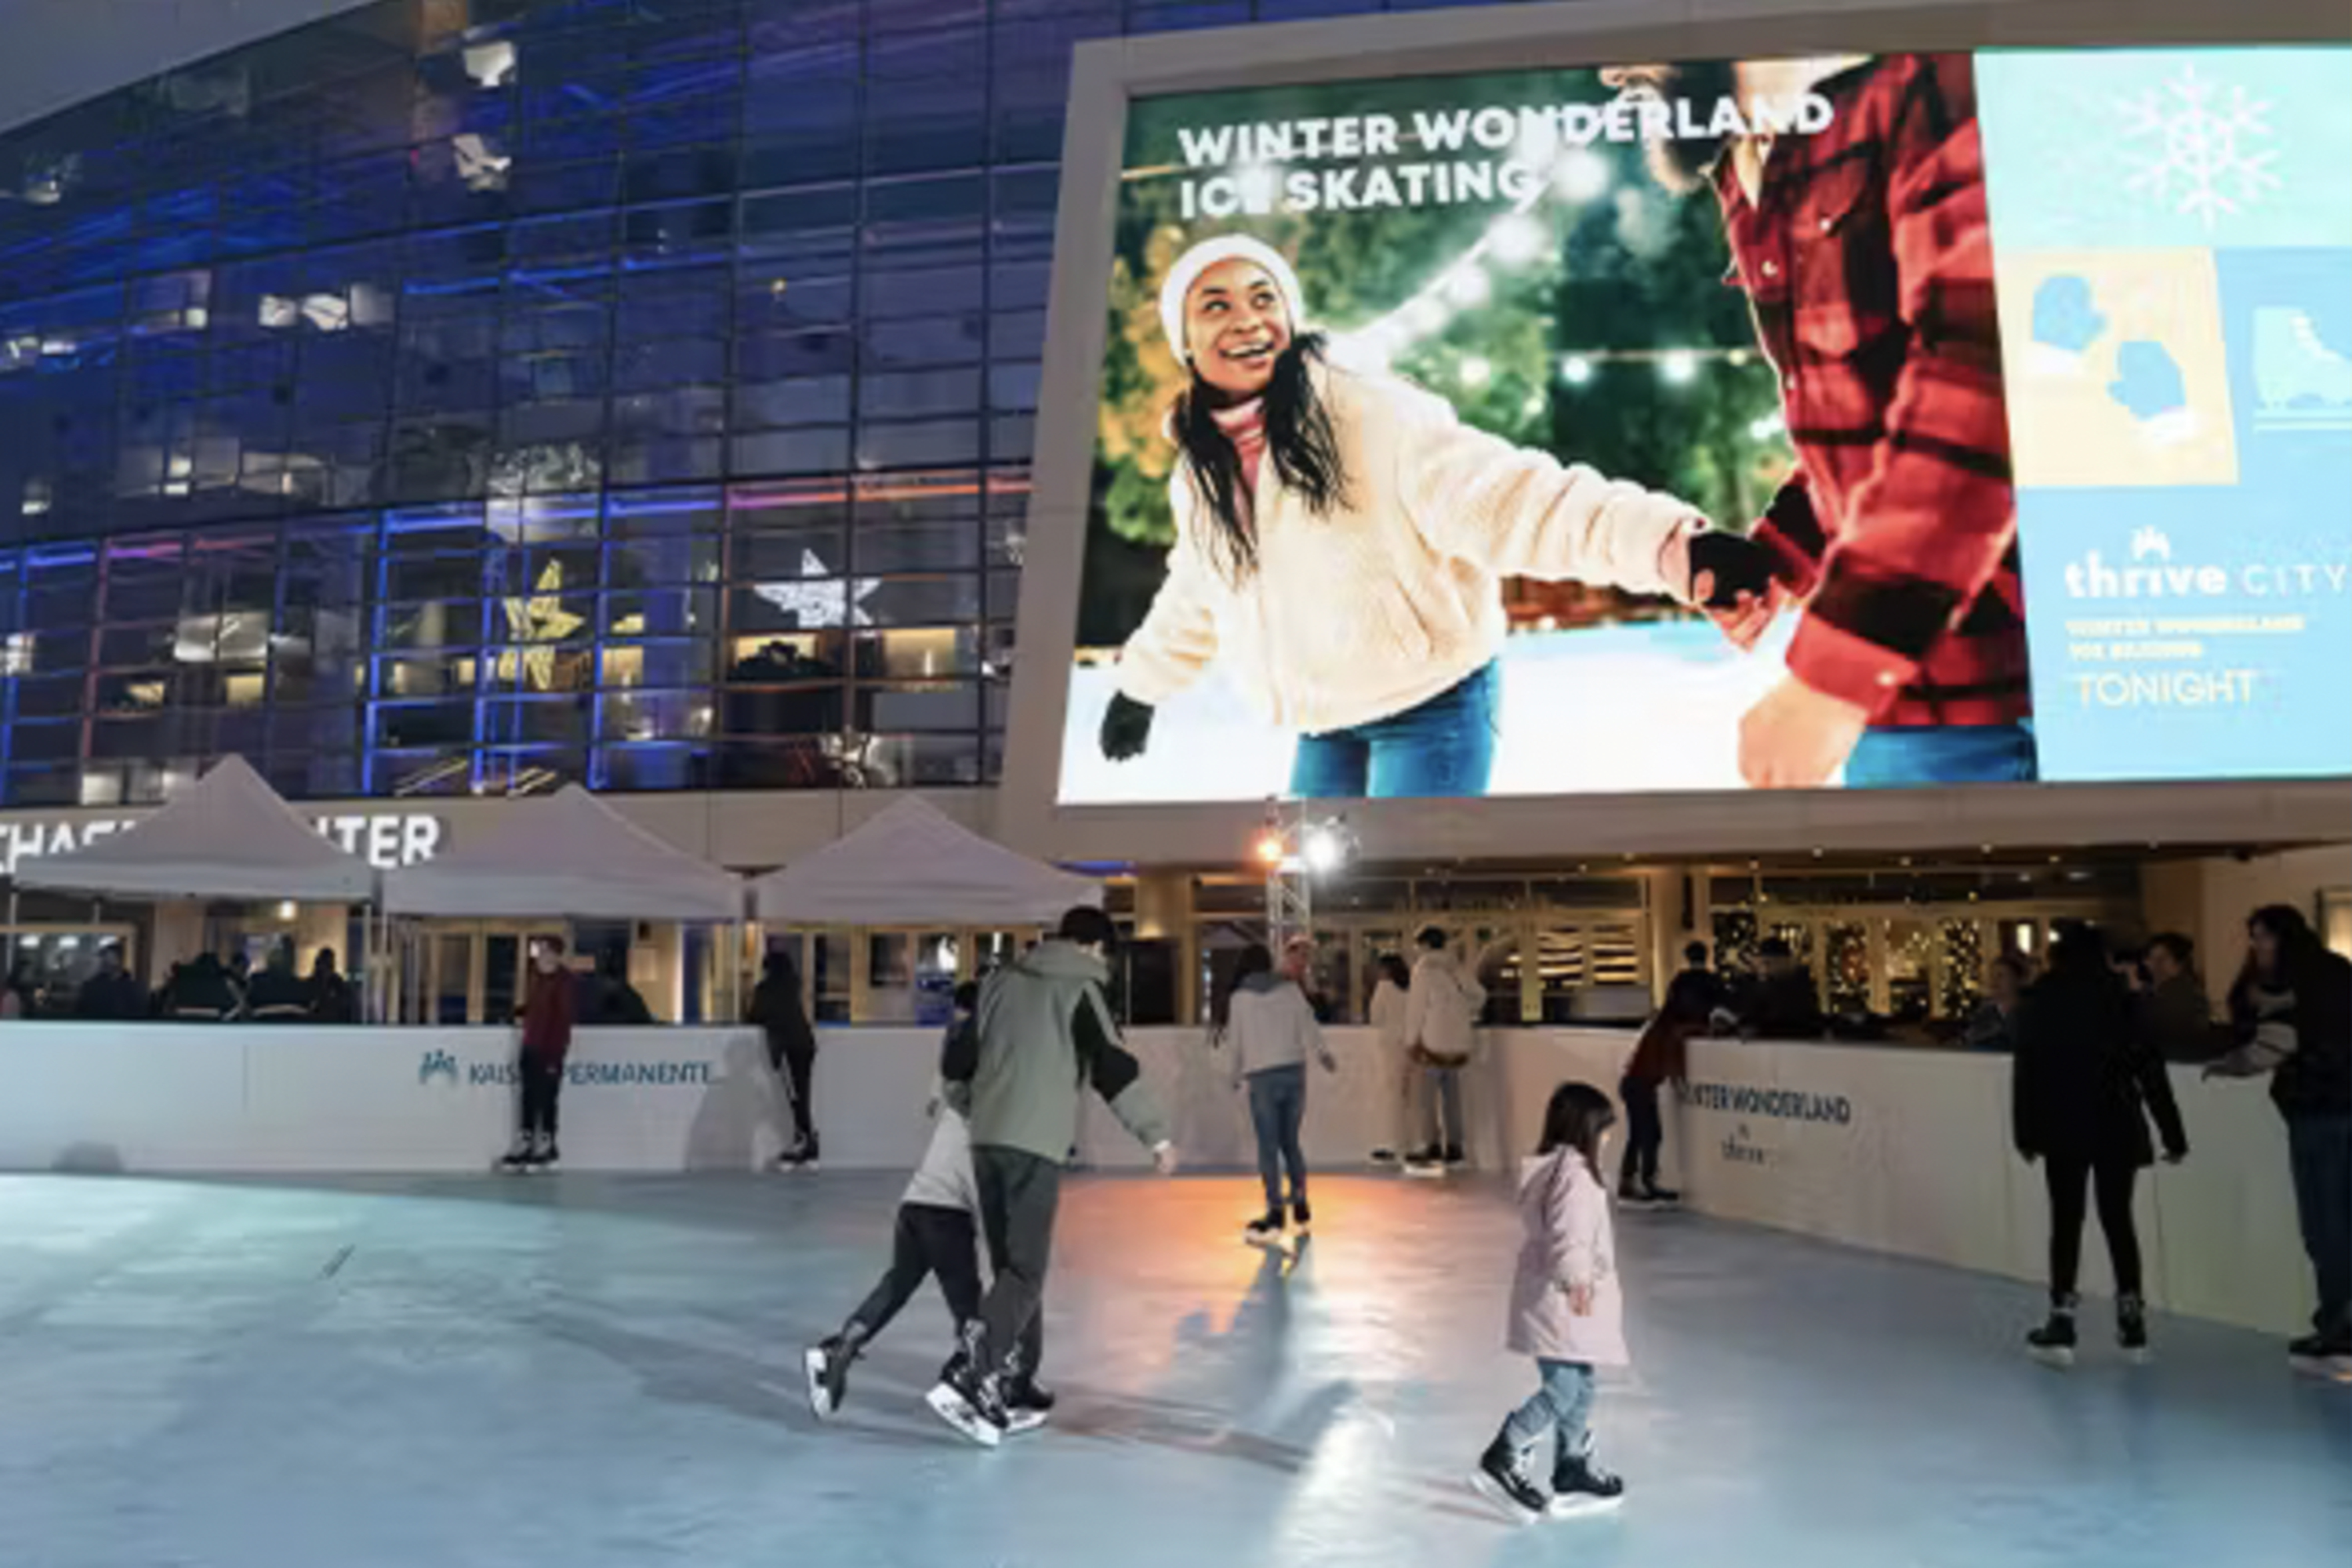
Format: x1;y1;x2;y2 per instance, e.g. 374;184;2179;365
1442;1145;1467;1167
1243;1210;1285;1247
775;1135;820;1173
1290;1198;1312;1236
2028;1301;2079;1368
532;1137;560;1173
1549;1439;1627;1518
1003;1377;1056;1436
2288;1331;2352;1381
2118;1293;2151;1365
495;1137;534;1174
1472;1436;1545;1522
804;1333;858;1420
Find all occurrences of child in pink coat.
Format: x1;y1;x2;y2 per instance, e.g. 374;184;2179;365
1474;1081;1630;1522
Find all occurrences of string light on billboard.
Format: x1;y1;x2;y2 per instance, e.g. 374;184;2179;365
1560;354;1595;385
1660;349;1700;385
1459;354;1492;388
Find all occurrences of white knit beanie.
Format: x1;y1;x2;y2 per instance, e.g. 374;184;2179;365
1157;234;1305;366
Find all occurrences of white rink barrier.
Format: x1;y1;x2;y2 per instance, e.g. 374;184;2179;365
0;1022;2318;1334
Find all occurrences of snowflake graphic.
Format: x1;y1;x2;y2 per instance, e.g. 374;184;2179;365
2114;64;2281;230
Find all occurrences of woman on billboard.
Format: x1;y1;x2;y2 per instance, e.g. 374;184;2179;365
1097;235;1768;799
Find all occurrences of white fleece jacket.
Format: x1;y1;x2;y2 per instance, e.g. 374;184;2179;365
1114;361;1704;735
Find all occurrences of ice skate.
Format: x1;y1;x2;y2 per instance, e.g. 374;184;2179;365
1471;1436;1544;1522
530;1135;560;1173
804;1334;856;1420
1003;1377;1055;1436
927;1359;1008;1447
2118;1294;2151;1366
2027;1301;2078;1369
495;1135;534;1174
2288;1332;2352;1383
1402;1145;1447;1178
1243;1209;1286;1247
775;1134;819;1174
1548;1439;1626;1518
1290;1198;1312;1237
2254;306;2352;413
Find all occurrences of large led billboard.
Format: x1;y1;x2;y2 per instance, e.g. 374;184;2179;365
1055;45;2351;804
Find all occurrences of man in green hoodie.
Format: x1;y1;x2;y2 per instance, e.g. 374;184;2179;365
929;906;1178;1445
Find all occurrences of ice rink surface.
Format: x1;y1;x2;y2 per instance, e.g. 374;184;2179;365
3;1170;2345;1568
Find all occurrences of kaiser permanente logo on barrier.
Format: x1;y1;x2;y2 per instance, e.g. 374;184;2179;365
1681;1081;1854;1170
416;1051;713;1088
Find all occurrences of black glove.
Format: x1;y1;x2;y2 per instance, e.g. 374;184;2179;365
1688;530;1778;609
1099;692;1155;761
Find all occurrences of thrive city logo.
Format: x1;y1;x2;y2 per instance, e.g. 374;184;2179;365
2063;528;2348;600
418;1049;459;1087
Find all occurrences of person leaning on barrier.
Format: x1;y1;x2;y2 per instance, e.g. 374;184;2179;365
74;944;148;1022
245;940;312;1022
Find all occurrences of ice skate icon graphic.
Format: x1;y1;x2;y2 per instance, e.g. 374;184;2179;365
418;1049;459;1086
2131;527;2172;562
2252;307;2352;430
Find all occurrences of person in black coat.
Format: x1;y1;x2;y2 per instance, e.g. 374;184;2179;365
2013;921;2187;1365
74;944;149;1021
579;946;655;1026
2209;904;2352;1365
750;948;820;1168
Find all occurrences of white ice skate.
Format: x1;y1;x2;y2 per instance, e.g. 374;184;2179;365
925;1377;1004;1448
2255;307;2352;416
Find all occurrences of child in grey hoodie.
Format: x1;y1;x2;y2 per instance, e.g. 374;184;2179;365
804;982;985;1422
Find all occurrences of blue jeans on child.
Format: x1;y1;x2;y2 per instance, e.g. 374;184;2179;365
1502;1357;1598;1458
1247;1064;1309;1213
1289;662;1499;800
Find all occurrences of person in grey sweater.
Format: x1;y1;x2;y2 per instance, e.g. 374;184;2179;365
804;984;986;1424
1225;942;1338;1244
931;907;1178;1445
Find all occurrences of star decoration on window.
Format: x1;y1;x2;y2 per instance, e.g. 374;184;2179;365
500;560;586;690
750;550;880;629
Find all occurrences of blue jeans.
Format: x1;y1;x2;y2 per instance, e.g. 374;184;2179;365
1502;1357;1598;1461
1247;1064;1309;1213
1290;661;1499;800
1844;720;2037;789
2286;1114;2352;1339
1418;1064;1464;1153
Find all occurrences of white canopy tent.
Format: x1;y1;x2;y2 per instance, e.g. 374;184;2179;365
751;797;1099;927
380;784;741;920
11;753;374;902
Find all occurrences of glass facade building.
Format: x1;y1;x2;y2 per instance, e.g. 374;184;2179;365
0;0;1501;808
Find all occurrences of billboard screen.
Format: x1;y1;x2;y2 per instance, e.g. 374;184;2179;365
1056;45;2351;804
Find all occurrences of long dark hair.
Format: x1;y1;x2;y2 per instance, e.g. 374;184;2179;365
1537;1081;1618;1183
2249;904;2325;982
1375;952;1411;991
1173;332;1348;583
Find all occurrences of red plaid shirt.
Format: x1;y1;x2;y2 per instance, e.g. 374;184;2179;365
1715;54;2030;728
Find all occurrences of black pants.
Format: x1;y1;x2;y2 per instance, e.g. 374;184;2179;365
974;1145;1061;1383
2043;1152;2142;1301
519;1055;564;1142
848;1203;982;1341
776;1044;816;1149
1619;1074;1663;1189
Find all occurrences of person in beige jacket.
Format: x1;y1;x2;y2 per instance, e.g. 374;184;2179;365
1099;234;1770;798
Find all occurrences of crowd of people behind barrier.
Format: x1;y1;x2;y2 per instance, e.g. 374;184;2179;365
2;939;355;1024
